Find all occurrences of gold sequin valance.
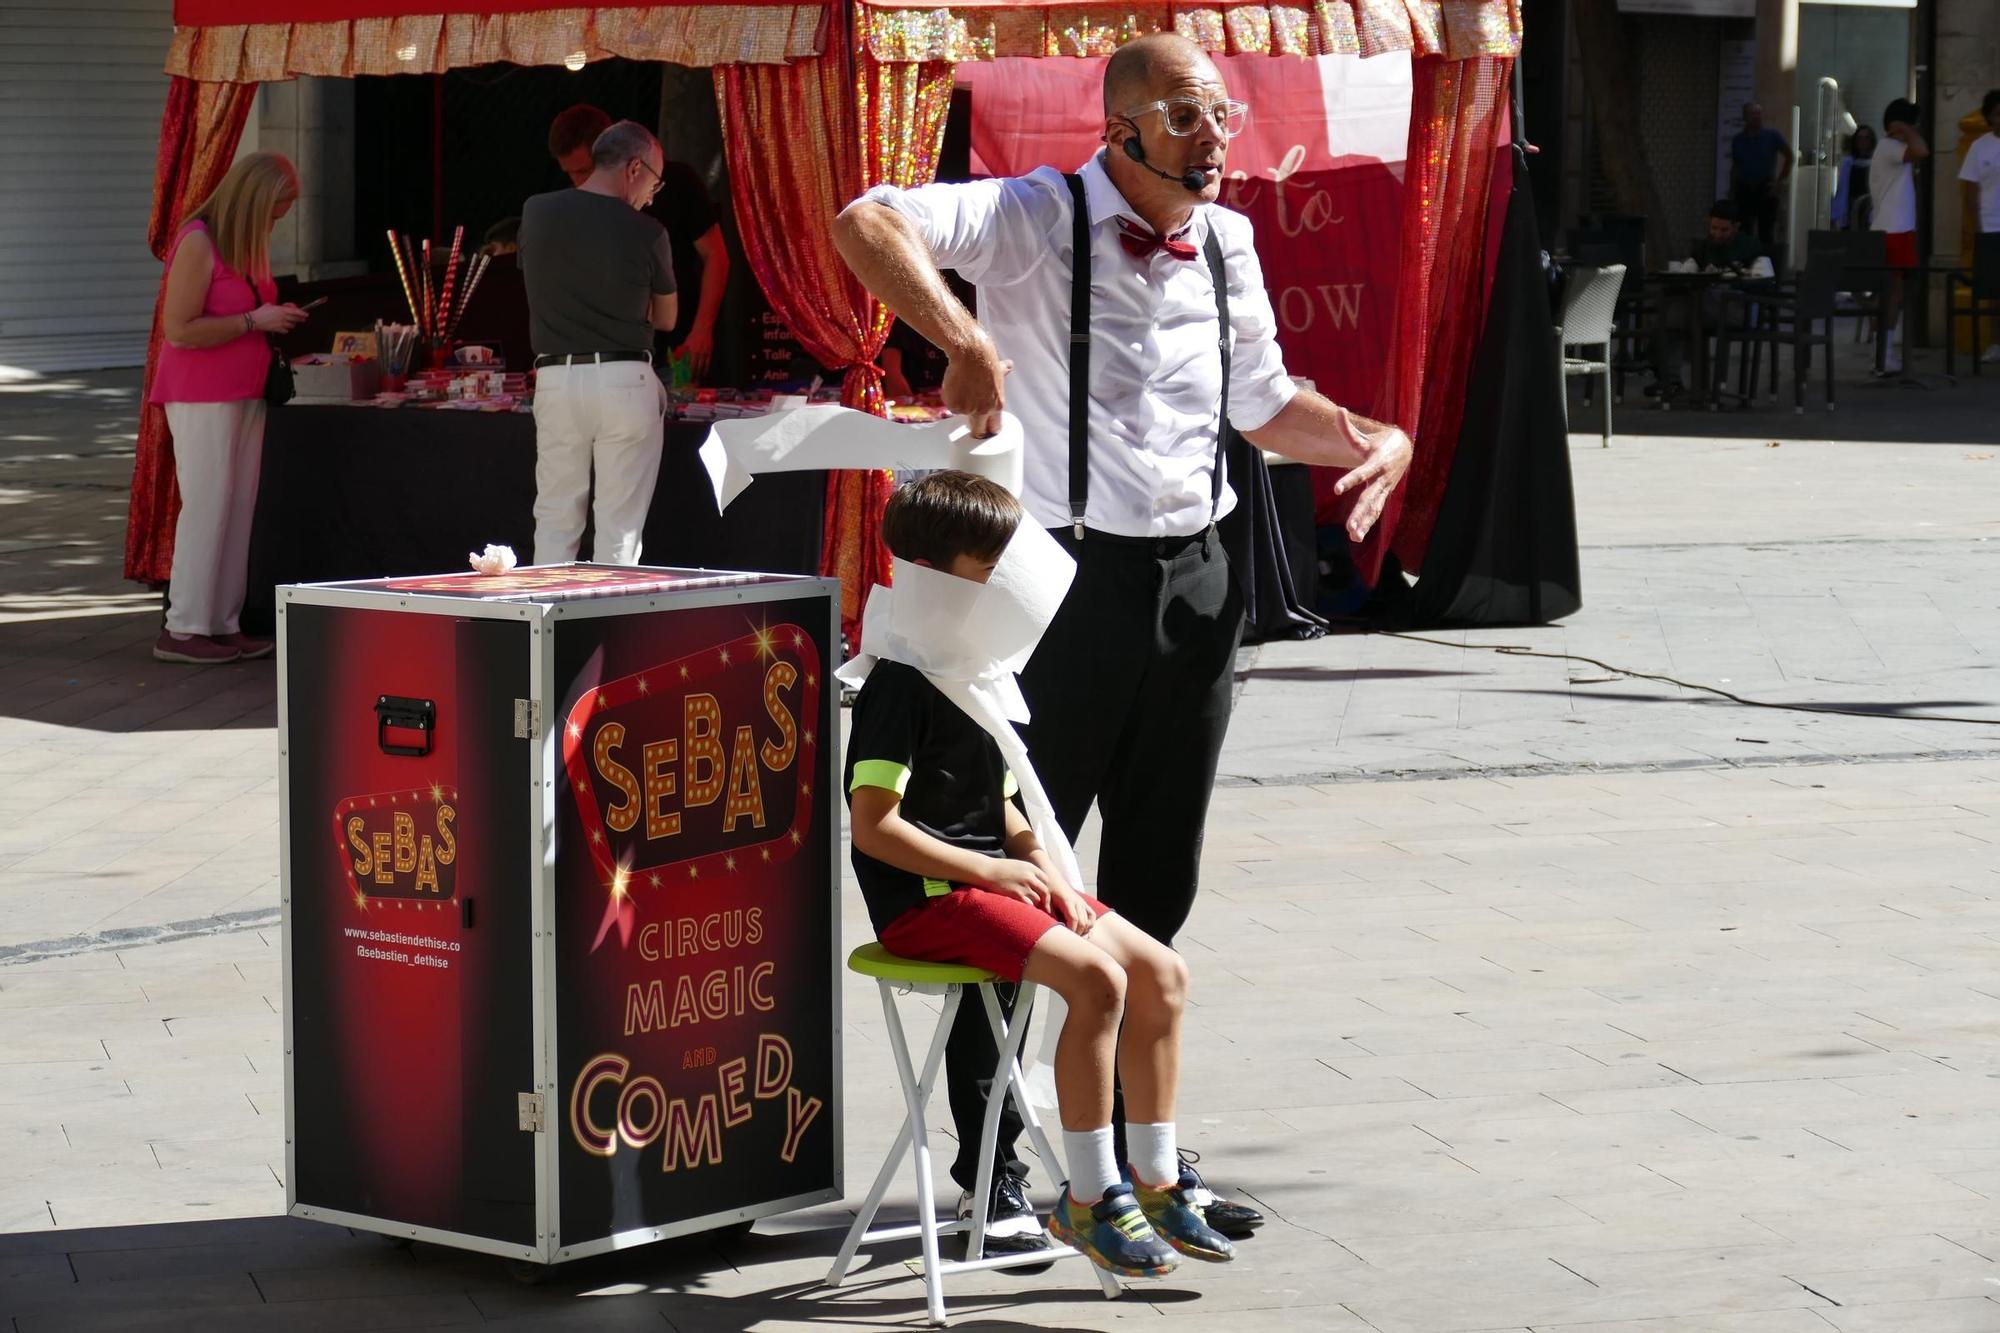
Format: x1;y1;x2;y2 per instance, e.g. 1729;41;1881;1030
859;0;1517;62
166;5;827;81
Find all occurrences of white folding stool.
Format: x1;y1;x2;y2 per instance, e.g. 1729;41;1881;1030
826;942;1121;1325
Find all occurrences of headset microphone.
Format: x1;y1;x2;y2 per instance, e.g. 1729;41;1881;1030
1121;137;1208;193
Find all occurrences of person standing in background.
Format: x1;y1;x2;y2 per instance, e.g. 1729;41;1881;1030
547;104;731;382
1956;90;2000;364
151;151;307;664
1730;102;1793;248
1871;98;1930;376
519;121;677;565
1831;125;1877;230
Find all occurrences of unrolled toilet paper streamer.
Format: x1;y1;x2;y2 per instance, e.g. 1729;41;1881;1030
702;405;1078;1115
699;405;1025;512
831;519;1082;1115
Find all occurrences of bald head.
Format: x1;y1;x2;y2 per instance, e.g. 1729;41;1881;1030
1103;33;1215;116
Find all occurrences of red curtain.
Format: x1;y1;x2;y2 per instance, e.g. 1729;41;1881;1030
714;4;951;646
1342;54;1511;584
125;76;260;584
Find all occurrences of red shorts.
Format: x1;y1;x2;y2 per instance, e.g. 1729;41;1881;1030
1883;231;1918;269
878;887;1114;982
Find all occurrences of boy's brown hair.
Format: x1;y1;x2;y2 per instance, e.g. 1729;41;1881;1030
880;471;1021;568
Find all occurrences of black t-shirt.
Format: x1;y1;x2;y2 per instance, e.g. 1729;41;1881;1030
844;661;1017;935
644;161;717;349
518;189;676;356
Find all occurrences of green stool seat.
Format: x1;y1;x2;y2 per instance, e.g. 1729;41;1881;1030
847;941;995;986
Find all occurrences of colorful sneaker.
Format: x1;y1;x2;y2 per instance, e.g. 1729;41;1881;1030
1176;1150;1264;1238
153;631;240;665
1046;1182;1177;1279
1134;1176;1236;1262
215;632;274;660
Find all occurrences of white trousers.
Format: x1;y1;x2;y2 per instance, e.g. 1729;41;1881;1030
531;359;666;566
163;399;266;637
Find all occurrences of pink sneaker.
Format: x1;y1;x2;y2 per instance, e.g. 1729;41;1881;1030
153;631;241;664
215;632;274;660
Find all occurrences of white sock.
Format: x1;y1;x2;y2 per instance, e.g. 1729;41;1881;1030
1127;1122;1178;1189
1062;1126;1120;1205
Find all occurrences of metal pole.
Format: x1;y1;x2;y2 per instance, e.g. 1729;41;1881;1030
1788;104;1802;274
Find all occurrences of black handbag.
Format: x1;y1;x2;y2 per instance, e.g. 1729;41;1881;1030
262;334;294;406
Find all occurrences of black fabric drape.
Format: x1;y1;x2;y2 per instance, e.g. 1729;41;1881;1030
1219;436;1326;644
1402;150;1582;627
235;409;823;636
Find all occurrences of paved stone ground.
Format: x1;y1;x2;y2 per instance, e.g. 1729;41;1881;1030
1;340;1998;1331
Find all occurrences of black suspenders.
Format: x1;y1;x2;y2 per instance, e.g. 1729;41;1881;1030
1065;174;1093;538
1062;172;1230;541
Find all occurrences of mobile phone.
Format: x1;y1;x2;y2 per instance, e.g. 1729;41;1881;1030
300;297;328;312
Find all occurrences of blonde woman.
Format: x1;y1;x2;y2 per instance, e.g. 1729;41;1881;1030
151;150;307;664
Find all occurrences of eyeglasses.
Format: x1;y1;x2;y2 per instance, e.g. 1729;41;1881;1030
631;157;664;198
1123;97;1250;140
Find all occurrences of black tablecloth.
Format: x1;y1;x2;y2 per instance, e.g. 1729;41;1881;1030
240;407;824;636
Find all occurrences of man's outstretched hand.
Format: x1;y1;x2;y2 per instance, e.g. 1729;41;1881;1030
1332;424;1415;541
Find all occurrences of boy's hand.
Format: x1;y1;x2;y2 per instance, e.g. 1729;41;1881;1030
976;859;1051;910
1048;882;1097;936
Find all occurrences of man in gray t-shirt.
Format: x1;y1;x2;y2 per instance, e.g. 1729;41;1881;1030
517;120;678;566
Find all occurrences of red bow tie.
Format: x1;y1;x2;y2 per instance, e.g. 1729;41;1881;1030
1118;219;1199;262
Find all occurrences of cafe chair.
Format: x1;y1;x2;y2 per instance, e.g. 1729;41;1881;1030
1555;263;1625;448
1712;246;1842;414
1569;220;1651;399
1945;234;2000;378
1816;228;1885;345
826;943;1119;1326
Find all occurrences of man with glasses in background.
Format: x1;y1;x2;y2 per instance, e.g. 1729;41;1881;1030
518;120;677;565
548;104;732;382
834;33;1412;1263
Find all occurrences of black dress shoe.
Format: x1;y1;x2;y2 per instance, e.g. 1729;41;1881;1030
957;1172;1057;1272
1177;1150;1264;1239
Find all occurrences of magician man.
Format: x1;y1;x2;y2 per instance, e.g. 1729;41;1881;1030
833;33;1414;1253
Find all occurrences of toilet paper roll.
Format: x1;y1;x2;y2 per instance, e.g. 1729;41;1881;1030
699;406;1026;509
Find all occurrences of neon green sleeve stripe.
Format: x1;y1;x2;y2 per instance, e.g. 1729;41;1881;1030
1003;770;1019;799
849;759;911;796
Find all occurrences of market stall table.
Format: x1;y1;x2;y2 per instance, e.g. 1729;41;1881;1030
239;406;826;637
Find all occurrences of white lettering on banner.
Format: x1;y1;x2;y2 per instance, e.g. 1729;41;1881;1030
1224;144;1346;239
1276;284;1367;335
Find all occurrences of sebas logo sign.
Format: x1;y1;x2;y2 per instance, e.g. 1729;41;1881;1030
562;621;821;952
334;785;460;909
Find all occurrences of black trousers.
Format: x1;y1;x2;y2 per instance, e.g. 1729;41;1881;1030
945;526;1243;1191
1734;182;1779;248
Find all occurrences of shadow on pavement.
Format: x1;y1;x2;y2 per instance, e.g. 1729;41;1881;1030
0;1213;1168;1331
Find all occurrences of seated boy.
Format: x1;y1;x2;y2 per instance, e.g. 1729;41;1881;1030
845;470;1234;1278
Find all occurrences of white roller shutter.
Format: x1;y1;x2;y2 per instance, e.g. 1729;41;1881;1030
0;0;175;372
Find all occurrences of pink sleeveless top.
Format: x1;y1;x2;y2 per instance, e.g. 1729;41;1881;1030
150;220;275;405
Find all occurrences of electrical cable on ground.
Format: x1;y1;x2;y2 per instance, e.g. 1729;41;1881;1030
1377;632;2000;728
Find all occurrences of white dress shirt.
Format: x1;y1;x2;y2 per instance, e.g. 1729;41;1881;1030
854;152;1298;538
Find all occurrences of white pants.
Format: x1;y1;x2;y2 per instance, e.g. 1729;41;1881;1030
531;359;666;566
163;399;266;637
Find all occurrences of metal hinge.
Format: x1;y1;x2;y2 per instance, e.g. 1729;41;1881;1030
518;1091;546;1133
512;699;541;740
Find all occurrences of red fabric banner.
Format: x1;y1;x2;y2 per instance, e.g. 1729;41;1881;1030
175;0;721;23
713;6;953;647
